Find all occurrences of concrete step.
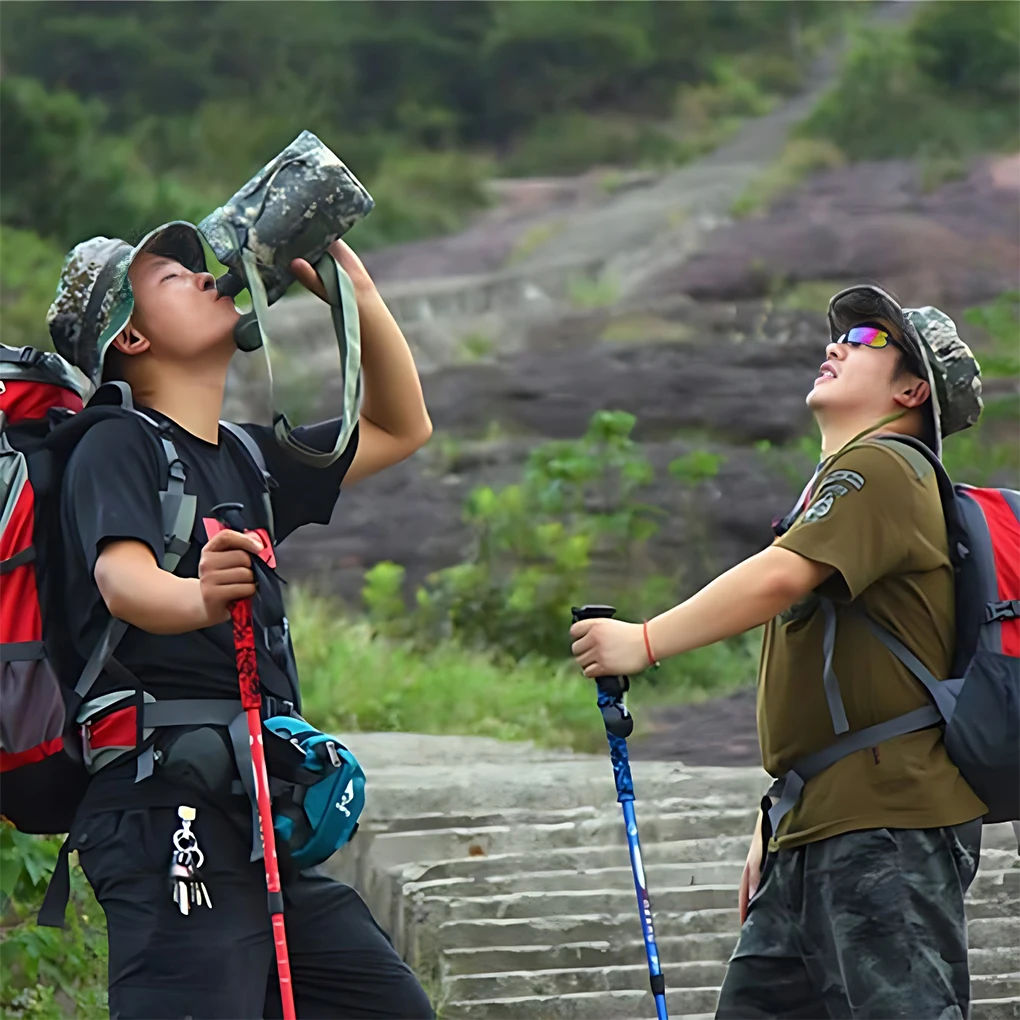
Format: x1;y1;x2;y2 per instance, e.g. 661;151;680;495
437;908;740;951
969;897;1020;919
438;909;1014;953
975;869;1020;898
970;917;1020;951
973;997;1020;1020
976;976;1020;1002
410;862;1016;908
404;860;747;899
370;796;753;833
444;988;686;1020
362;761;772;817
445;960;727;1000
971;948;1020;976
446;989;1020;1020
418;884;734;924
396;836;752;883
371;808;757;869
444;969;1018;1006
441;933;739;976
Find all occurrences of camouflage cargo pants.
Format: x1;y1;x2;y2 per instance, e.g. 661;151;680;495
715;819;982;1019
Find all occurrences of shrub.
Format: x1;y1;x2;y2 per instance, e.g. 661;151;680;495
0;227;66;349
798;5;1019;161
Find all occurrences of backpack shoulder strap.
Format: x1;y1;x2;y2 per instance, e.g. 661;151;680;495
66;391;195;704
867;434;956;512
219;421;276;542
90;383;195;573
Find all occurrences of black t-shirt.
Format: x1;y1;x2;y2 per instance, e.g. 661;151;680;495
61;407;358;811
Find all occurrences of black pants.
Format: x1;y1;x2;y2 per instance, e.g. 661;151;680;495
70;804;433;1019
715;820;982;1020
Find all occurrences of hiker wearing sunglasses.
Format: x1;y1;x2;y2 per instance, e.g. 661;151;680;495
43;225;434;1019
570;285;991;1019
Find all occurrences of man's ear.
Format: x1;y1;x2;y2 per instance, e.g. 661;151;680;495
893;376;930;410
110;324;151;357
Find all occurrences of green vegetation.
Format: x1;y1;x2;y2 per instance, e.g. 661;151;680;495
964;290;1020;381
943;291;1020;488
730;139;845;218
297;598;759;753
0;0;848;347
0;824;107;1019
357;411;753;692
733;1;1019;217
799;1;1019;162
457;331;495;363
567;272;621;310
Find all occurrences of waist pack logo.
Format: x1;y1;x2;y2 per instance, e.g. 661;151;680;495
264;716;366;870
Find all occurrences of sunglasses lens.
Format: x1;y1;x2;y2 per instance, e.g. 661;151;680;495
842;326;890;348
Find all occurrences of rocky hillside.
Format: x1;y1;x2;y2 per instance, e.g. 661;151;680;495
224;0;1017;608
261;147;1018;608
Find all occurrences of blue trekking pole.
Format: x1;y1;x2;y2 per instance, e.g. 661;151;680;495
572;605;668;1020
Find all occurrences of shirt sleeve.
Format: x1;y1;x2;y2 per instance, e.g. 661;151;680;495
62;417;166;575
775;442;918;601
243;420;360;543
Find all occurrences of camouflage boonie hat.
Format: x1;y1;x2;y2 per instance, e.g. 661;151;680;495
47;221;207;387
827;284;983;458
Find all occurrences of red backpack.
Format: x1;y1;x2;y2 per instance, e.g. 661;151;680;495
1;346;90;832
0;345;269;836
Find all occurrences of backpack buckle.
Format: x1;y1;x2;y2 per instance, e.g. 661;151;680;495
985;600;1020;623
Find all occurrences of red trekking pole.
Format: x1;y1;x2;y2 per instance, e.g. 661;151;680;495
206;503;296;1020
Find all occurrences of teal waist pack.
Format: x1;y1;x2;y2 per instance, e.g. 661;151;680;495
264;716;366;870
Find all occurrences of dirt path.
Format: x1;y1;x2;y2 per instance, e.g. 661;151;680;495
629;689;762;767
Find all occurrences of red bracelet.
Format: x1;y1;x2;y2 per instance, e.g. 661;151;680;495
642;620;659;668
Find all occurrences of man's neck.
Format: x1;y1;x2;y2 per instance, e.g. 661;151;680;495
818;410;912;459
128;361;229;444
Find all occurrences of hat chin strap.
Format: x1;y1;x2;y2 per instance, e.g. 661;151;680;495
916;340;943;459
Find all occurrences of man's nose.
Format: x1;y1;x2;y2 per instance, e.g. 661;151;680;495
196;272;216;291
825;341;845;360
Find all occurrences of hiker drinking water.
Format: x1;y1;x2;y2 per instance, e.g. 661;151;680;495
37;221;434;1019
571;284;1020;1019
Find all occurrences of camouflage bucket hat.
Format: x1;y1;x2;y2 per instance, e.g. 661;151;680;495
47;221;207;387
827;285;983;458
198;129;374;309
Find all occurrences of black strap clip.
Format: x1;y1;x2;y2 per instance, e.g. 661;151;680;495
986;600;1020;624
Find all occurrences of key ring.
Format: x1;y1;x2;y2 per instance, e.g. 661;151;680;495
179;846;205;870
173;830;199;854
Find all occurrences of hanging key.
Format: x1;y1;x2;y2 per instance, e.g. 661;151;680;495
187;851;213;910
169;851;193;915
169;806;213;914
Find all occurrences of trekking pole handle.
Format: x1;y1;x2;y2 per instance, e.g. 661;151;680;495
208;501;247;532
571;605;634;739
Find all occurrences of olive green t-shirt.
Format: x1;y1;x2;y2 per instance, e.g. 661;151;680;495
759;438;986;851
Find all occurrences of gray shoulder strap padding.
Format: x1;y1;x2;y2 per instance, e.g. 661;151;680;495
856;610;962;722
869;436;934;481
220;421;267;473
75;618;129;700
126;409;195;573
819;598;850;735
